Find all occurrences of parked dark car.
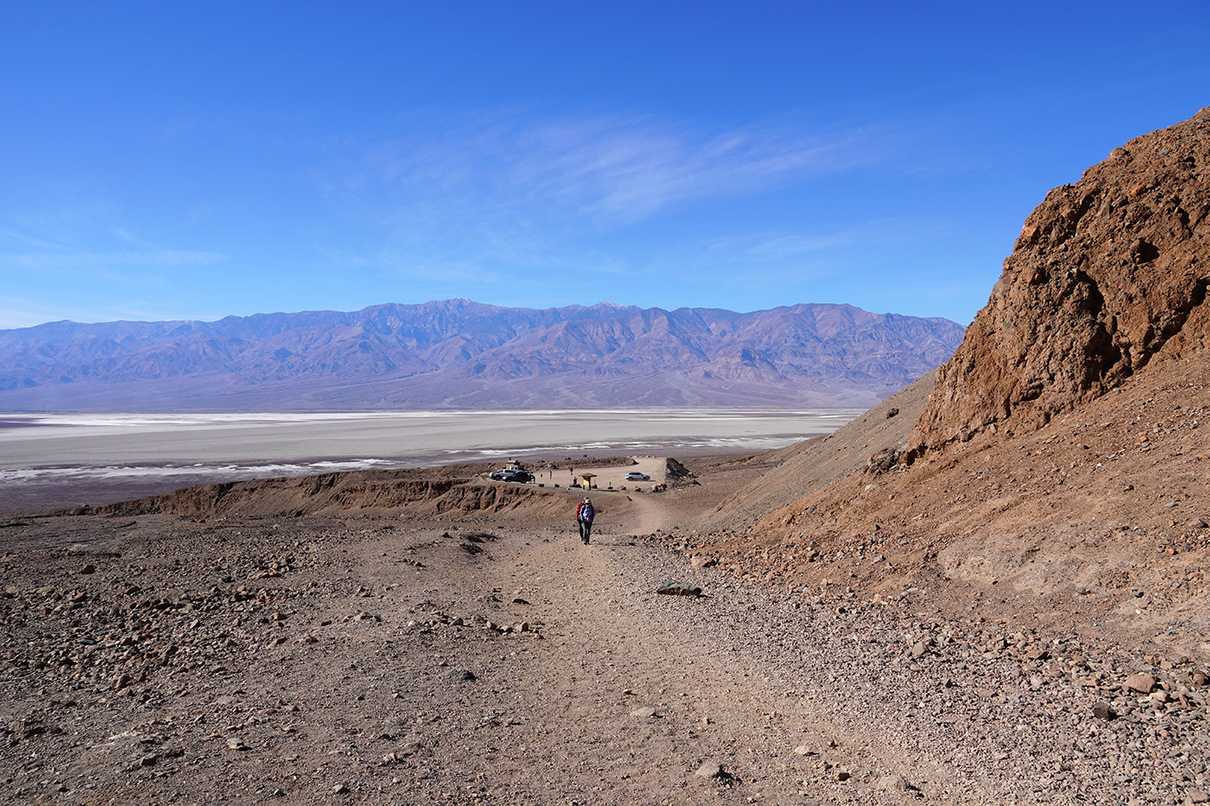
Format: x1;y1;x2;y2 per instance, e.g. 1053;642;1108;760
490;469;533;483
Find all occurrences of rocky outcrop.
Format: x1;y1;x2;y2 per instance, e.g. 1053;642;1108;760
912;108;1210;453
88;471;567;519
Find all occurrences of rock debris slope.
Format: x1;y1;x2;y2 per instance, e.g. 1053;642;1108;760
703;109;1210;660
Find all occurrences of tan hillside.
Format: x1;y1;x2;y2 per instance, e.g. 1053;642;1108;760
705;372;933;531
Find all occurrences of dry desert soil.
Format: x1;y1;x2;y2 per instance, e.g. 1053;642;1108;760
1;455;1206;805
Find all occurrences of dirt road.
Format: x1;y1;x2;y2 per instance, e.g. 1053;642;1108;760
1;490;1206;804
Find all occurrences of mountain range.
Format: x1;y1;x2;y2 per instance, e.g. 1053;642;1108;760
0;300;965;410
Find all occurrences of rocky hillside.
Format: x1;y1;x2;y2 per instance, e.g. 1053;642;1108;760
0;300;963;411
912;108;1210;453
700;109;1210;661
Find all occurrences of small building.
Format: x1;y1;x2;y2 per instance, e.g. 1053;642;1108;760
576;472;597;490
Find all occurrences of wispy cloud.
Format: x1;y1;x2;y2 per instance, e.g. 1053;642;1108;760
705;230;858;260
0;225;227;270
355;114;874;226
4;249;227;269
312;113;883;292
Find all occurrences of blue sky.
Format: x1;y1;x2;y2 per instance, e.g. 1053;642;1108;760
1;2;1208;328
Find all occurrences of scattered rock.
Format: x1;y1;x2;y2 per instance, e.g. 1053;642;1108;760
332;783;349;795
447;668;477;683
380;717;408;739
226;737;249;751
657;581;702;597
879;774;922;797
629;706;659;719
690;556;717;570
1091;702;1116;721
1123;673;1156;694
693;760;729;781
792;744;816;756
1190;670;1208;687
885;407;900;419
867;448;899;474
1186;789;1209;805
80;564;97;575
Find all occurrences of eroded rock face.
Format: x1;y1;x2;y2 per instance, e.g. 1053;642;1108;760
912;108;1210;453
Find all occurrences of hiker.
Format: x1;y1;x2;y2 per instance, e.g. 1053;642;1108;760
576;497;595;545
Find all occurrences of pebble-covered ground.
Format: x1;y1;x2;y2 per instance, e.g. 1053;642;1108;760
1;512;1207;804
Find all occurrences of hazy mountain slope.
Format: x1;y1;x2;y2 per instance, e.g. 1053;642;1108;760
0;299;963;411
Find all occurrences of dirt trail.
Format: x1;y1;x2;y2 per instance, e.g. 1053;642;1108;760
480;528;926;804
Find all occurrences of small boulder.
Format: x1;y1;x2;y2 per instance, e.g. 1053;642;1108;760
879;774;922;797
1123;673;1155;694
693;760;728;780
380;717;408;739
657;581;702;597
629;706;659;719
867;448;899;474
1091;702;1116;721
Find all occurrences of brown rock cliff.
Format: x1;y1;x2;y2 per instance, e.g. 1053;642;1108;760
912;108;1210;453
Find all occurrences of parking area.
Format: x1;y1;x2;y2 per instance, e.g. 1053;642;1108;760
514;455;668;492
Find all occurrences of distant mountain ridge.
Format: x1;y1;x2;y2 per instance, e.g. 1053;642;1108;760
0;299;965;411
